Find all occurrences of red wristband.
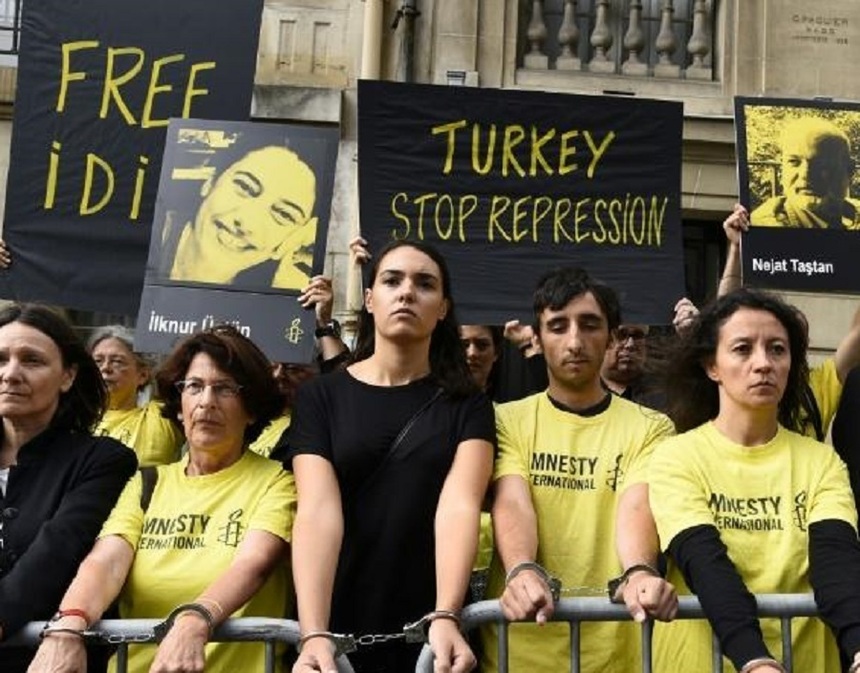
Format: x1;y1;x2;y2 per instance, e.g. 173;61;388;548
53;608;91;625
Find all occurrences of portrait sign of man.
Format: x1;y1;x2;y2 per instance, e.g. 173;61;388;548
751;117;860;230
165;145;319;290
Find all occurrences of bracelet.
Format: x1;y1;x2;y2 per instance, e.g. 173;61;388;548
50;608;91;626
153;603;215;642
40;627;87;640
738;657;786;673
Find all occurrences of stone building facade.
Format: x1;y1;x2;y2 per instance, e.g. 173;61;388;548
0;0;857;353
252;0;860;357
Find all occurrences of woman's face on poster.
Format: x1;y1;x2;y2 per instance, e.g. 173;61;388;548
190;146;317;270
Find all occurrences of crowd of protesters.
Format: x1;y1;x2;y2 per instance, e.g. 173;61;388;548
0;208;857;673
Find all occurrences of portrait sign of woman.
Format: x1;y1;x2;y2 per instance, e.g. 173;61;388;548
164;144;319;291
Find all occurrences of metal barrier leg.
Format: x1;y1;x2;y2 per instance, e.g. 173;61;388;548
569;620;580;673
265;640;275;673
498;619;509;673
116;643;129;673
711;631;722;673
781;617;792;672
641;620;653;673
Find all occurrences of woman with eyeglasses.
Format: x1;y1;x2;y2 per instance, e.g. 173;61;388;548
89;326;184;466
29;325;296;673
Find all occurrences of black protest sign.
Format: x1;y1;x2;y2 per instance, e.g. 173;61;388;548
357;81;685;325
135;119;340;363
736;96;860;292
0;0;263;314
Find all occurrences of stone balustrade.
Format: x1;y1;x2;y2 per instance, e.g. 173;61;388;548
523;0;714;80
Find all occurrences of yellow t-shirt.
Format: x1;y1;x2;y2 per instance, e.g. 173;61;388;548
94;401;184;466
649;422;857;673
100;451;296;673
480;393;674;673
248;413;291;458
807;358;842;438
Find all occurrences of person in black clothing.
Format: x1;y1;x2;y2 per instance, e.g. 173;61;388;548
0;304;136;673
650;288;860;672
285;240;495;673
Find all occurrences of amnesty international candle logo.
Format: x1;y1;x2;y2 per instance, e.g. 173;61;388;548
359;81;685;326
792;491;809;532
605;454;624;493
218;509;245;548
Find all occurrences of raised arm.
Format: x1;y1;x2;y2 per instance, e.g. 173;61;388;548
291;454;344;673
492;475;554;623
717;204;749;297
834;306;860;384
431;438;493;673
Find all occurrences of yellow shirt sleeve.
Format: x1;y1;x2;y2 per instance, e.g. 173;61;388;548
99;470;146;548
493;401;530;481
807;446;857;527
248;466;297;543
649;434;714;550
623;410;674;488
808;358;842;435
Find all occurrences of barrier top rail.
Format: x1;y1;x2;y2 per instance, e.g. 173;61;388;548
415;594;820;672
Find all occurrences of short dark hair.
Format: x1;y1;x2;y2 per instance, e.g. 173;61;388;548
352;239;475;397
0;303;107;433
664;288;809;433
532;267;621;333
156;325;285;444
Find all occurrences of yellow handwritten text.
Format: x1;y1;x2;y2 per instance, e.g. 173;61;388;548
431;120;616;179
57;40;216;127
390;192;669;248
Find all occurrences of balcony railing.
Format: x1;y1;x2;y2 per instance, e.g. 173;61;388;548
521;0;715;81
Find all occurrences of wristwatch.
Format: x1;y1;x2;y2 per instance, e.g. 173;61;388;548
315;319;341;339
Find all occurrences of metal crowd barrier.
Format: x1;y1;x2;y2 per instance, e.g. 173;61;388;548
5;618;358;673
415;594;819;673
6;594;819;673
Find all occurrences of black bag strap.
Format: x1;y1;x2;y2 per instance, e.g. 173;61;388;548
357;387;444;496
388;387;444;457
139;466;159;513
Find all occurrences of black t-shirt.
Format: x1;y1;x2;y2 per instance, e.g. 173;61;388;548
285;369;495;641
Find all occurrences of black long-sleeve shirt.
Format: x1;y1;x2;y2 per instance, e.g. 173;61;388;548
0;426;136;672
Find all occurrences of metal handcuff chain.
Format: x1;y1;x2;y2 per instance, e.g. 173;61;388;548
306;613;459;657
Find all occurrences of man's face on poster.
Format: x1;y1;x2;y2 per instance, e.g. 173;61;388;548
780;120;853;214
191;146;317;269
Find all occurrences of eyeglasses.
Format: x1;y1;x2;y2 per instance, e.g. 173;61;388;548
615;327;649;342
93;356;133;371
175;379;243;398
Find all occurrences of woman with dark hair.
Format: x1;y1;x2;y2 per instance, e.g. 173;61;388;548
0;304;136;673
649;288;860;673
29;325;296;673
288;240;495;673
89;325;184;465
